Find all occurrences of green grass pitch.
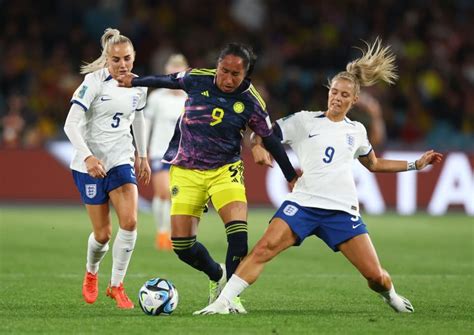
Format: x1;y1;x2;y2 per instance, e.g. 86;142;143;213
0;206;472;334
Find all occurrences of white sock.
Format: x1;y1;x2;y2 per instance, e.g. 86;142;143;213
379;284;398;301
86;233;109;274
110;228;137;287
159;199;171;234
219;274;249;303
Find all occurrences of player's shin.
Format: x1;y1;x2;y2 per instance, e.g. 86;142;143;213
225;220;248;280
171;236;222;281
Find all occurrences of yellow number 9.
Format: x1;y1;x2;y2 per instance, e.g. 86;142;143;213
210;108;224;126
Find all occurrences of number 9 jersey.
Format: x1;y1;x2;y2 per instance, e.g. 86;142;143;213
277;111;372;217
70;68;147;173
162;68;272;170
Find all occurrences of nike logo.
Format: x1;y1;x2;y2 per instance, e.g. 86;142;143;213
352;223;362;229
308;133;319;138
100;96;112;101
125;248;134;253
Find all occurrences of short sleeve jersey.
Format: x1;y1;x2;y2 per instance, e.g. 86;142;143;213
70;68;148;172
277;111;372;216
162;68;272;170
144;89;187;159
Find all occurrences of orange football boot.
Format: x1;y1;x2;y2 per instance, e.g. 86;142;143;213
156;232;173;251
82;271;98;304
106;283;134;309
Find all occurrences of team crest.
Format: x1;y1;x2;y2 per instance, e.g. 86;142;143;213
132;95;139;108
233;102;245;113
283;204;298;216
171;185;179;197
85;184;97;198
346;134;355;148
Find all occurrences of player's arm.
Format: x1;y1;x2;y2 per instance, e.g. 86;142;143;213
251;122;298;183
118;73;183;89
358;150;443;172
63;103;107;178
132;109;151;185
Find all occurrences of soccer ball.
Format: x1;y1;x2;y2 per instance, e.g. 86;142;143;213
138;278;179;316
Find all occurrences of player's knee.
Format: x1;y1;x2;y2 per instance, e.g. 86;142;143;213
251;240;276;263
119;216;137;231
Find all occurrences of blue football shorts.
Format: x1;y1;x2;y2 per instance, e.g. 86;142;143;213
72;164;137;205
272;200;368;252
150;158;171;173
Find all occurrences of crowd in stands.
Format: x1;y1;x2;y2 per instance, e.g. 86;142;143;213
1;0;473;151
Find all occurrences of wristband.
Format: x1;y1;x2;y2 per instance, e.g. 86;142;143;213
407;161;417;171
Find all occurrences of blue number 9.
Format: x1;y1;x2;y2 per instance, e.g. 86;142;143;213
323;146;335;163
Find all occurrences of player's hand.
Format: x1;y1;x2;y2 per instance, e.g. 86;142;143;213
137;157;151;185
85;155;107;178
288;170;302;191
251;144;273;167
117;73;135;87
416;150;443;170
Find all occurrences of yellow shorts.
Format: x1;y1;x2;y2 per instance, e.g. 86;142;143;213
169;161;247;218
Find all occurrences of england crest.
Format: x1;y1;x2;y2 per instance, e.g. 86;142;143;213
85;184;97;198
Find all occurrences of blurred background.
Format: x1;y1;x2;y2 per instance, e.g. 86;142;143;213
0;0;473;214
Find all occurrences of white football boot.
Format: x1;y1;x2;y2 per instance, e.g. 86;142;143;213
381;294;414;313
193;299;231;315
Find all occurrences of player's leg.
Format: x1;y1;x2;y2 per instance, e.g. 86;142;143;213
151;167;172;250
194;217;297;315
171;215;224;293
82;203;112;304
338;234;414;313
106;181;138;309
72;170;111;304
169;166;223;300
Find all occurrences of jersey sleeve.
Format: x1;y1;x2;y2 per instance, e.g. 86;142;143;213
275;111;306;145
246;85;272;137
136;87;148;111
70;73;100;112
355;122;373;157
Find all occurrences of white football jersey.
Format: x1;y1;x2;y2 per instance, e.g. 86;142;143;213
70;68;148;172
277;111;372;216
144;89;187;159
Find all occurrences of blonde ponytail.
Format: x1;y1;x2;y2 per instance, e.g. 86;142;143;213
331;37;398;96
80;28;134;74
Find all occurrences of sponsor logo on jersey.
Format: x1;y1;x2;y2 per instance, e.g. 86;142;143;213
283;204;298;216
100;96;112;101
201;90;209;97
233;101;245;113
85;184;97;198
308;133;319;138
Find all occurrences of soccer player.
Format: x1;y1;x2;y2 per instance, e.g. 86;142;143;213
145;54;189;250
118;43;297;313
194;38;443;315
64;28;151;309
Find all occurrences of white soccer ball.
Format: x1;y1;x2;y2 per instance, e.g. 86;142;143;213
138;278;179;316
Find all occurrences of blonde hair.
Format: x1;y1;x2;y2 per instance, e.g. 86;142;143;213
165;54;188;69
330;37;398;96
80;28;134;74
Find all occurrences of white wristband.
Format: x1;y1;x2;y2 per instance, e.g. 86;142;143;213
407;161;417;171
